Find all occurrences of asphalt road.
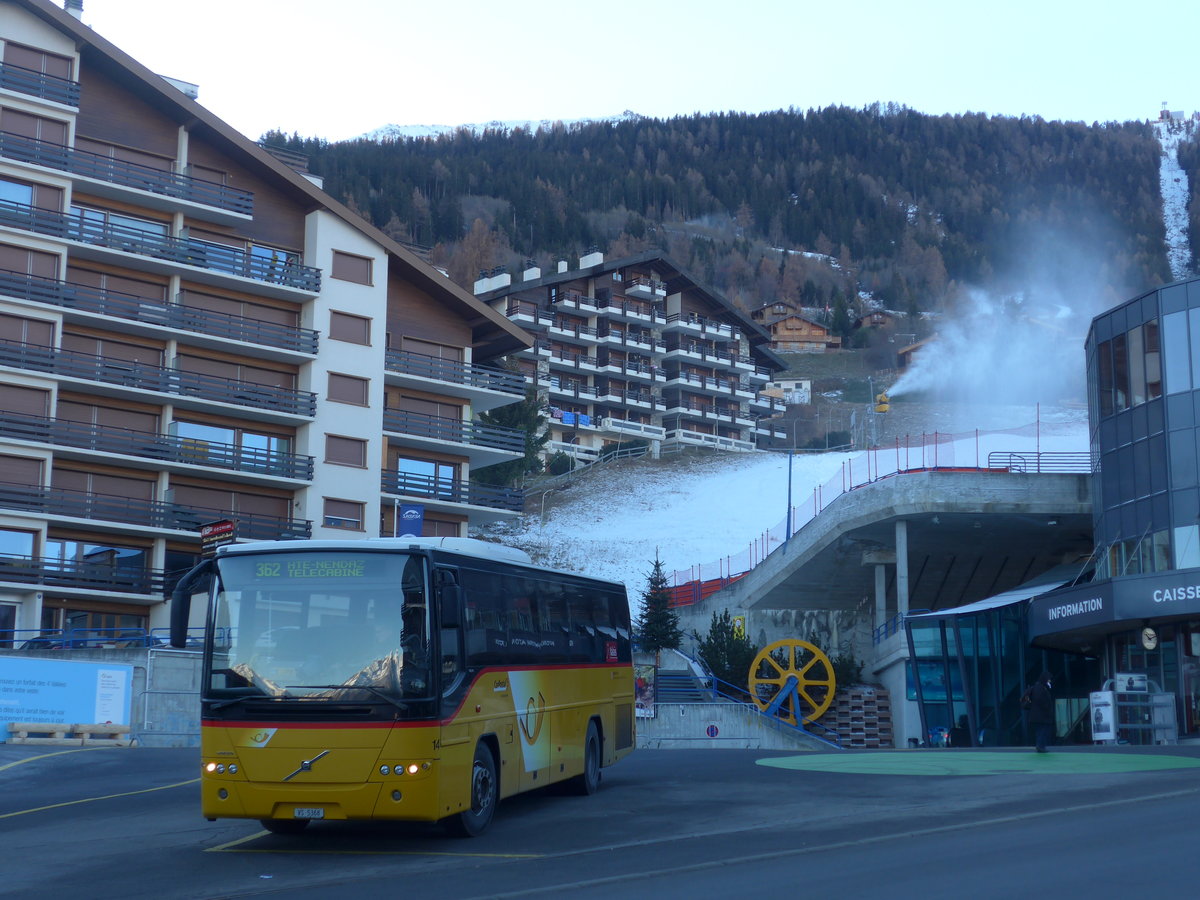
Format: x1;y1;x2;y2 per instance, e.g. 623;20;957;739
2;743;1197;899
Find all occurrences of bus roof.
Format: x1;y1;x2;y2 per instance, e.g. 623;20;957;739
215;537;626;590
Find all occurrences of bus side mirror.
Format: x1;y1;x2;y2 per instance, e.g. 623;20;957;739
438;584;462;629
170;559;214;648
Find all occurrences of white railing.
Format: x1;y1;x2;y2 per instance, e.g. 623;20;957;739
668;419;1086;587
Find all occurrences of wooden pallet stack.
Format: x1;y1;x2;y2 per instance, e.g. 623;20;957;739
826;685;893;748
7;722;134;747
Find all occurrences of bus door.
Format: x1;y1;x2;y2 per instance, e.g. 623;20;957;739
434;567;474;768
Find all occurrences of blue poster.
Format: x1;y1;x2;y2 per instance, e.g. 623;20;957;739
398;503;425;537
0;656;133;738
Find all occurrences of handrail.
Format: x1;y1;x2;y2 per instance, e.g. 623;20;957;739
0;198;319;292
0;61;81;106
0;130;253;214
0;626;209;650
986;451;1092;474
0;410;314;479
383;349;525;395
0;338;316;416
686;651;842;747
0;480;311;539
669;422;1090;588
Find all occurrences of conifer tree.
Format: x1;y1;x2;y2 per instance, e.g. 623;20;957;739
470;387;548;487
635;553;682;652
695;609;759;692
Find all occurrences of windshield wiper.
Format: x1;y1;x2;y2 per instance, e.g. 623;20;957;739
208;693;265;711
283;684;410;711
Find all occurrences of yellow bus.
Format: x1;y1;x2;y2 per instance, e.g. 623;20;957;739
170;537;635;836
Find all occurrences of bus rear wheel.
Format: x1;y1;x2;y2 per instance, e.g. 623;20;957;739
569;721;601;796
260;818;310;835
446;743;498;837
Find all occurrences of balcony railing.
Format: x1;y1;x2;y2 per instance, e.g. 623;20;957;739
0;61;81;106
0;339;316;417
381;470;523;512
549;351;600;369
0;555;167;595
664;313;741;341
550;319;600;339
0;411;313;480
0;199;320;292
0;481;311;539
0;131;254;215
382;409;524;454
553;288;598;309
504;300;554;327
546;378;598;398
0;268;317;353
383;349;525;396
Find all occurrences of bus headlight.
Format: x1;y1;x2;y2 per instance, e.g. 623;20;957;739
380;765;391;775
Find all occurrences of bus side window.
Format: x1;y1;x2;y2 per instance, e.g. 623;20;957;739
538;579;568;663
610;591;632;662
507;575;539;663
566;586;596;662
462;568;506;667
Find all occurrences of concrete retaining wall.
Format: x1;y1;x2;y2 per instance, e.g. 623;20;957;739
637;701;835;751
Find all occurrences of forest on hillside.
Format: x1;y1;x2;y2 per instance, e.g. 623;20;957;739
265;105;1192;326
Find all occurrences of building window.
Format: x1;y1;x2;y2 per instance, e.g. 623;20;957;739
0;177;34;207
324;498;364;530
329;311;371;345
0;603;14;648
172;421;291;472
331;250;372;285
0;528;35;560
325;434;367;467
327;372;369;405
396;456;457;498
3;41;73;79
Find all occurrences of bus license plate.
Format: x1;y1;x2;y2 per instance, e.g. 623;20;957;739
294;807;324;819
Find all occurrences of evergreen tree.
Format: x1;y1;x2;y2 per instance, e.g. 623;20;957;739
634;553;682;651
695;609;759;692
470;387;548;487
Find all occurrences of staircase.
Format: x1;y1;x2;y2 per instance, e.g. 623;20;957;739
655;670;709;703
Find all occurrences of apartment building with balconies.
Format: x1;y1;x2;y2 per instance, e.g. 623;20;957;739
476;249;787;464
0;0;532;644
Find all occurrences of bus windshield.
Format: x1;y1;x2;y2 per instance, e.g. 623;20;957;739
207;550;430;702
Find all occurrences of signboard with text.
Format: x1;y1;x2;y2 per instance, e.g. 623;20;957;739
200;519;236;558
1090;691;1116;741
0;656;133;738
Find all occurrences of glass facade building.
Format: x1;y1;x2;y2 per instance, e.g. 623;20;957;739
1029;277;1200;742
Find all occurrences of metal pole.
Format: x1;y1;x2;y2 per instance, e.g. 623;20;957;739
785;449;794;543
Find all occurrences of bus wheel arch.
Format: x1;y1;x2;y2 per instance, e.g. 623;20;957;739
569;718;603;796
445;738;499;837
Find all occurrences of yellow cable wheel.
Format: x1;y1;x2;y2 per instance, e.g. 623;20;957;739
749;639;836;725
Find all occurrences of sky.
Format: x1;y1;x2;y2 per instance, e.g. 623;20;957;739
70;0;1197;143
482;409;1088;608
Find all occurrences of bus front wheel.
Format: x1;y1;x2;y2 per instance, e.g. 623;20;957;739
446;743;498;837
569;720;601;796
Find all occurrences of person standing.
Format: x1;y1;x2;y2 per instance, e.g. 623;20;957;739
1026;671;1055;752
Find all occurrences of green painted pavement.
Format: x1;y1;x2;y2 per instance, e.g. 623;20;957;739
756;750;1200;776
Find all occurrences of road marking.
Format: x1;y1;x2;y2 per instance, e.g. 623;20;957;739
206;833;541;859
462;785;1200;898
0;746;123;772
0;778;199;819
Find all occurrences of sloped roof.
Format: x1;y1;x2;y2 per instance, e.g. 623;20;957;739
16;0;531;359
480;249;788;372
